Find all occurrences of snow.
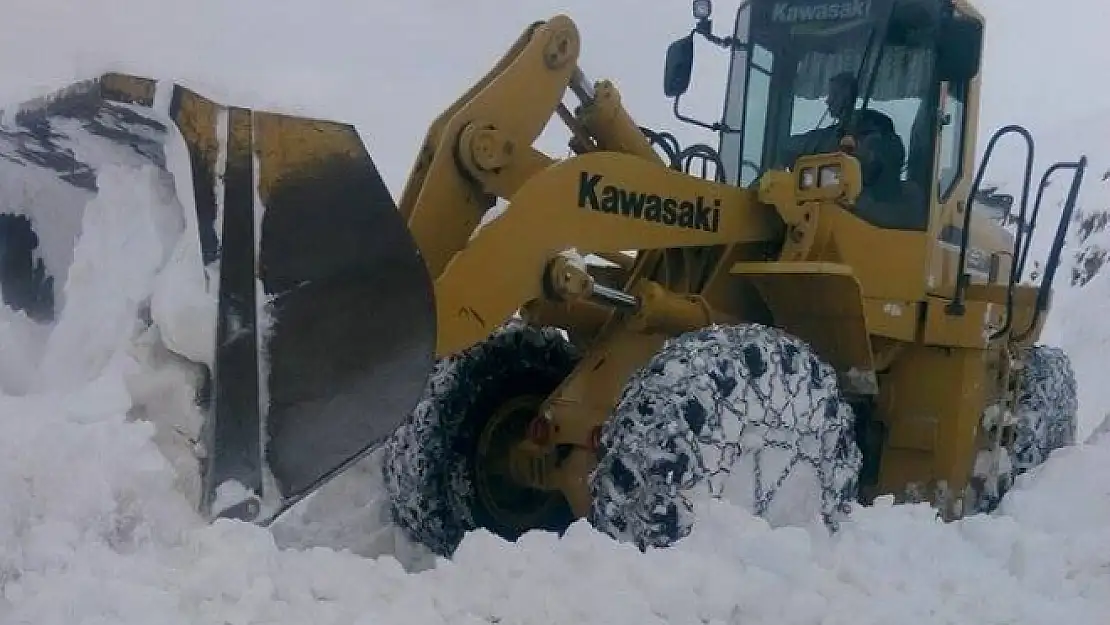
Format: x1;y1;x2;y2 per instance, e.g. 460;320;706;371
1;0;1110;623
33;164;183;393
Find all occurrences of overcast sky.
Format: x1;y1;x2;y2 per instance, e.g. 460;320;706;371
0;0;1104;194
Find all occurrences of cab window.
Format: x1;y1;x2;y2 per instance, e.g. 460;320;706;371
936;80;967;200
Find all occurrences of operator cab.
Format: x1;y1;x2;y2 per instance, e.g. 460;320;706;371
662;0;982;234
662;0;1087;337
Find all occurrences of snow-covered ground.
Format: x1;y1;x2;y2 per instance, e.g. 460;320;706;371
3;0;1110;623
3;267;1110;625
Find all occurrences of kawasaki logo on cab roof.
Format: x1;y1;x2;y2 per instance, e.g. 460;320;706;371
771;0;871;23
577;172;721;233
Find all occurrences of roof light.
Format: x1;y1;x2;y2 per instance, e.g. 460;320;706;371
693;0;712;20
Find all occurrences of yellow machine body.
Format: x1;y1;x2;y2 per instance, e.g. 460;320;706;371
390;1;1080;537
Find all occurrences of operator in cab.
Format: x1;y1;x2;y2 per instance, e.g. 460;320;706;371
779;71;905;203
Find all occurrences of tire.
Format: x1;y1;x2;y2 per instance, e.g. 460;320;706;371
941;344;1080;517
588;323;863;550
381;320;579;557
1010;344;1079;476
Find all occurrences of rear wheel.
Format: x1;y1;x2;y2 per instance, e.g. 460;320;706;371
382;320;578;557
1010;344;1078;475
969;344;1080;515
587;323;863;550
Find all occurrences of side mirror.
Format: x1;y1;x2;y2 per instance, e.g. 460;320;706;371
938;15;983;82
664;34;695;98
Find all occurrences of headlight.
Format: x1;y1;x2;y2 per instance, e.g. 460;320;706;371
693;0;712;20
818;164;842;187
790;154;859;203
799;167;816;189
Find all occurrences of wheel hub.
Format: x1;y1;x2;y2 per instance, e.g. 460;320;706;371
474;394;565;533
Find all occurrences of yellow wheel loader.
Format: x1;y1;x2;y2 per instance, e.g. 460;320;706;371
381;0;1086;555
0;0;1083;552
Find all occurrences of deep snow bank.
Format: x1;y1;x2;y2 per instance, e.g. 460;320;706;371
1;367;1109;624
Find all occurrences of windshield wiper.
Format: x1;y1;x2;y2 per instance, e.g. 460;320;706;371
839;1;897;139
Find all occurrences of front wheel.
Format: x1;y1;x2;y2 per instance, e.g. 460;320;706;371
381;321;579;557
587;323;863;550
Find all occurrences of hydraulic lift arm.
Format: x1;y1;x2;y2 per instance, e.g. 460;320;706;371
396;14;668;280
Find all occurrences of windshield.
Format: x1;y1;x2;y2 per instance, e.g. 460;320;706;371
720;0;939;231
788;46;932;145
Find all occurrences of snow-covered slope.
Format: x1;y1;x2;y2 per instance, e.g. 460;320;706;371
4;373;1110;625
2;1;1110;623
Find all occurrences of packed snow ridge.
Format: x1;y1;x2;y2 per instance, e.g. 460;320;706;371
2;344;1110;624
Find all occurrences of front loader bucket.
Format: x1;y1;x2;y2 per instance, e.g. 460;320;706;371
0;74;436;523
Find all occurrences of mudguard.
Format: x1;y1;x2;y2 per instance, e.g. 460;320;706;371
0;74;437;523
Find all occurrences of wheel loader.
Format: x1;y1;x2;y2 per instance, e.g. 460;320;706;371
0;0;1084;554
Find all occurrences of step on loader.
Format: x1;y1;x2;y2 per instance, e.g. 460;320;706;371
0;0;1085;552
